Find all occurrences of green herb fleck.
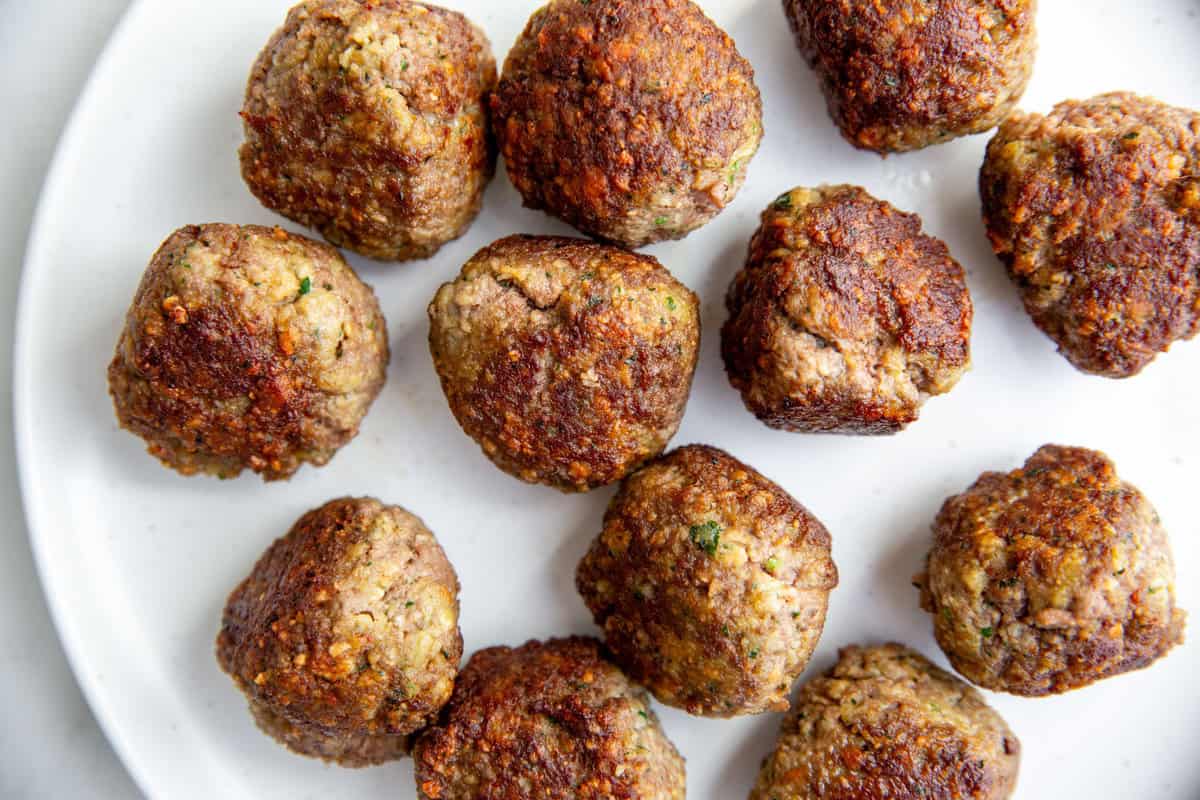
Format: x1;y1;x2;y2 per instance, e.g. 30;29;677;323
981;626;995;639
748;648;759;659
1104;263;1118;271
1148;586;1160;594
1114;568;1126;576
654;216;668;226
765;556;780;574
791;611;801;619
688;520;722;555
299;276;312;295
405;600;415;608
665;296;677;311
1123;131;1139;140
773;193;793;210
637;710;648;720
401;60;409;71
884;75;899;88
700;92;713;104
728;160;740;186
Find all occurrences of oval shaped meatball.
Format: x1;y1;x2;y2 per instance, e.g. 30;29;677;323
576;445;837;717
784;0;1037;153
980;92;1200;378
108;224;388;481
413;637;685;800
751;643;1021;800
428;235;700;491
216;497;462;767
916;445;1187;696
492;0;762;248
722;186;972;434
240;0;496;261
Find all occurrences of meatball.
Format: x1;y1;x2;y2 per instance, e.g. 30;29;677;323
722;185;972;435
108;224;388;481
240;0;496;261
916;445;1187;696
413;637;685;800
428;235;700;491
576;444;837;717
980;92;1200;378
216;497;462;766
750;643;1021;800
491;0;763;248
783;0;1037;153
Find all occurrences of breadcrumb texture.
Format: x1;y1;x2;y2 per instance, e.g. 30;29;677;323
916;445;1186;696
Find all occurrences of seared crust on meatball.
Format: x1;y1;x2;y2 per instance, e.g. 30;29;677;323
576;445;837;717
413;637;685;800
108;224;388;481
980;93;1200;377
916;445;1187;696
240;0;496;261
722;186;972;434
492;0;763;247
428;235;700;491
784;0;1037;153
216;497;462;766
750;643;1021;800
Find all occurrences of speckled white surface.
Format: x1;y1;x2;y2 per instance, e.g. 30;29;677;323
12;1;1200;798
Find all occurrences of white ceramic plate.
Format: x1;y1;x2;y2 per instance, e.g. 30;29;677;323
15;0;1200;797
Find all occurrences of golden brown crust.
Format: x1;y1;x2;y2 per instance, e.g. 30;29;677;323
916;445;1187;696
107;224;388;481
576;445;836;717
784;0;1037;153
216;498;462;766
413;637;685;800
722;186;972;434
428;235;700;492
492;0;762;247
240;0;496;261
980;92;1200;377
750;643;1020;800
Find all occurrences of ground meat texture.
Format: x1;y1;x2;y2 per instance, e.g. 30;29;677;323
576;445;837;717
980;93;1200;378
240;0;496;262
428;235;700;492
783;0;1037;154
413;637;685;800
722;186;972;435
750;643;1021;800
916;445;1187;696
491;0;763;248
107;224;388;481
216;497;462;767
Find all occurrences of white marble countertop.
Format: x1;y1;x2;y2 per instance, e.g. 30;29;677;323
2;2;140;797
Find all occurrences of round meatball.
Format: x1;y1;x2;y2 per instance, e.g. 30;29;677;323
491;0;762;247
722;185;972;435
980;92;1200;378
428;235;700;491
784;0;1037;153
576;444;837;717
108;224;388;481
916;445;1187;696
413;637;685;800
240;0;496;261
750;643;1021;800
216;497;462;766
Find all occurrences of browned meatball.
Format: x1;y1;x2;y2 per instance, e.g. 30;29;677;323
916;445;1187;696
750;643;1021;800
576;445;837;717
216;497;462;767
492;0;762;248
240;0;496;261
428;235;700;492
784;0;1037;153
108;224;388;481
980;92;1200;378
722;186;972;435
413;637;685;799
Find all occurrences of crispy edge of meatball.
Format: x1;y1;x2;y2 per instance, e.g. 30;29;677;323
722;185;972;434
492;0;763;247
980;92;1200;378
240;0;497;261
750;643;1021;800
785;0;1037;153
412;636;686;800
576;444;837;717
216;497;463;764
428;234;701;492
916;445;1187;696
107;223;389;481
